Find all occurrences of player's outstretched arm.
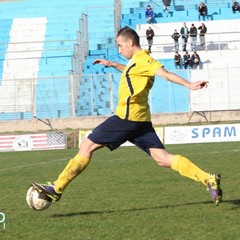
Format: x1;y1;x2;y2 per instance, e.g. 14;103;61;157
155;66;208;90
93;59;126;72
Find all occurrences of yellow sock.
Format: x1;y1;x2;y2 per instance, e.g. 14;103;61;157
53;154;90;193
171;155;210;185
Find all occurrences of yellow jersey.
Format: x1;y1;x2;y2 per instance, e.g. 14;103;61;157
115;50;163;122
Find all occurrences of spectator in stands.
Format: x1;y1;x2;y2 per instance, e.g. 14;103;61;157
198;2;208;21
162;0;171;17
171;29;180;51
190;23;197;52
232;0;240;13
198;23;207;50
180;22;189;51
190;51;201;69
174;51;182;69
146;26;155;53
145;5;154;24
183;51;191;69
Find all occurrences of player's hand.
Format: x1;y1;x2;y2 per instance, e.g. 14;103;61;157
188;81;208;90
93;59;112;67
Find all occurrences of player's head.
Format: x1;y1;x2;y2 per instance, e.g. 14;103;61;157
116;27;140;59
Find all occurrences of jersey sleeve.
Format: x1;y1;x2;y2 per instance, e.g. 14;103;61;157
136;55;163;76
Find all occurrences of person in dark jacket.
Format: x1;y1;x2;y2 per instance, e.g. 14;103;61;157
183;51;191;69
190;23;197;51
146;26;155;53
174;51;182;69
172;29;180;51
232;0;240;13
198;2;208;21
162;0;171;17
180;22;189;51
198;23;207;50
190;51;201;69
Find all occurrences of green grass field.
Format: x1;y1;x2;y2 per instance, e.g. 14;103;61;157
1;142;240;240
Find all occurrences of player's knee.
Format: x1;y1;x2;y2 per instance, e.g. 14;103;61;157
79;138;103;156
151;154;170;167
155;158;171;167
150;149;173;167
79;138;93;154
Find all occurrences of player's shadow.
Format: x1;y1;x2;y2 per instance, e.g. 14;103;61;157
222;199;240;209
51;199;240;218
51;204;190;218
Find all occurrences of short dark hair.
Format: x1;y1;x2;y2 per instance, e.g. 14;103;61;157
117;26;140;46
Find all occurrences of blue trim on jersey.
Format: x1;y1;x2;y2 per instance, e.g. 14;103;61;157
125;63;135;119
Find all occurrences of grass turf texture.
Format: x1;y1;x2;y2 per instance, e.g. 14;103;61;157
0;142;240;240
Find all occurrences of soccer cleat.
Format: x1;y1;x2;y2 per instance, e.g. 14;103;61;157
31;182;62;202
207;173;222;206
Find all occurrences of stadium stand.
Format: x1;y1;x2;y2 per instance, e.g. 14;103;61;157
0;0;115;119
0;0;239;120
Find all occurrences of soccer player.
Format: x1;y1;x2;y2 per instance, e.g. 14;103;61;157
32;27;222;206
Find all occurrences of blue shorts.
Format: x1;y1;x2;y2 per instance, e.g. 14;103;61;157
88;115;164;155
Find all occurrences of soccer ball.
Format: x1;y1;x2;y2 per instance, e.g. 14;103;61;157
26;186;52;211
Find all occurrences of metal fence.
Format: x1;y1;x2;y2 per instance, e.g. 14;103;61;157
114;0;122;37
1;65;239;121
1;19;240;121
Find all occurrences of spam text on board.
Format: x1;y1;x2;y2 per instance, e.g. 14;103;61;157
192;127;236;138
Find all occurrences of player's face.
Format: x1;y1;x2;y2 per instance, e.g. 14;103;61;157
116;36;133;59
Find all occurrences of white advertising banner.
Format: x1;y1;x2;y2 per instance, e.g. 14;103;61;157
164;124;240;144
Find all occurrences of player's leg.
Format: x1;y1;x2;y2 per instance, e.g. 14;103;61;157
31;115;131;202
51;115;139;197
150;148;210;184
131;123;222;206
53;138;104;193
32;138;103;201
150;148;222;206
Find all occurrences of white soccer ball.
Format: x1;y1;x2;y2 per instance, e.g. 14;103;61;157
26;186;52;211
